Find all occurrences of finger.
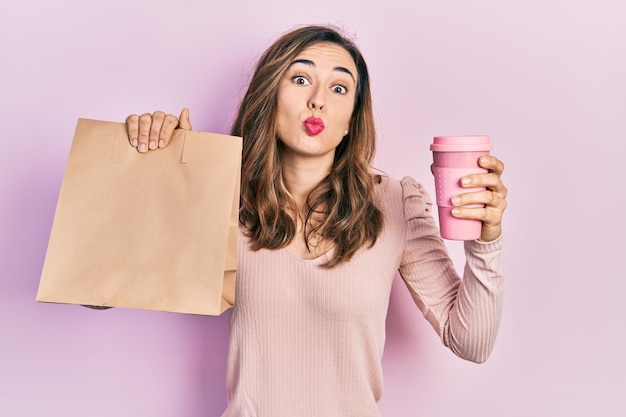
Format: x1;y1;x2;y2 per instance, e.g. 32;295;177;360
460;172;508;198
451;205;503;242
125;114;140;147
429;163;434;176
159;113;180;148
451;189;508;212
137;113;153;153
149;111;166;150
478;155;505;176
452;205;491;221
178;108;192;130
451;204;504;229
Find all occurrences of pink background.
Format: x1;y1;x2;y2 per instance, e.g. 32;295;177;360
1;0;624;415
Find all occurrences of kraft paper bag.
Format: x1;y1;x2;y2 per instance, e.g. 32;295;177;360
36;118;242;315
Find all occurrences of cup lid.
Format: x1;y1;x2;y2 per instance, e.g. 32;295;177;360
430;135;492;152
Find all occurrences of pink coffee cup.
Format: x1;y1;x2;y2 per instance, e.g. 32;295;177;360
430;136;492;240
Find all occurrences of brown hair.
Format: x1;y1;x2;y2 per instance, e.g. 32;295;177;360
231;24;383;268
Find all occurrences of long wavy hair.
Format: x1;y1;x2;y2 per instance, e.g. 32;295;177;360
231;24;383;268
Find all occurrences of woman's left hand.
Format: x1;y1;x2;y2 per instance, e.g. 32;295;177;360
451;155;508;242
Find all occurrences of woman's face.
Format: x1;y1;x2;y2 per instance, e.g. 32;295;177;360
275;42;357;165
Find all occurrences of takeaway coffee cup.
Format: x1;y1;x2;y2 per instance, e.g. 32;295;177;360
430;136;492;240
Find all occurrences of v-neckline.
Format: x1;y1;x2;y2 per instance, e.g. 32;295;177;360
281;245;336;265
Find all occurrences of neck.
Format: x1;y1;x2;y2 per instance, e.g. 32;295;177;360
280;152;334;208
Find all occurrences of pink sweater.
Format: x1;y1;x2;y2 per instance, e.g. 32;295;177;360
221;176;503;416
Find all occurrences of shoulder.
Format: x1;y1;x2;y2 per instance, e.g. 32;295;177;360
374;174;432;202
375;174;434;220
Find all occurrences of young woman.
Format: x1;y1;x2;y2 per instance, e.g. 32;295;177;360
126;24;507;417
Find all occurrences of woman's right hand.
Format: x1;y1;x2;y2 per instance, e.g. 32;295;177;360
125;108;192;153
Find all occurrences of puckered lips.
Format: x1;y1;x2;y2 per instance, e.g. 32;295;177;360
303;116;325;136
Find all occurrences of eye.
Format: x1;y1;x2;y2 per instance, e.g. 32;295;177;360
332;84;348;95
292;75;311;86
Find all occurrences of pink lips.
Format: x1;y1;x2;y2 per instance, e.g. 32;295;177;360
303;117;325;135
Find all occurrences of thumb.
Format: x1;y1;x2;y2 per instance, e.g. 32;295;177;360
178;108;192;130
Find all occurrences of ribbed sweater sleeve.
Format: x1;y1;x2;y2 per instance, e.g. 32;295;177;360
398;176;504;363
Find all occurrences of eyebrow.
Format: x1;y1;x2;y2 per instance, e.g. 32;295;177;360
289;59;356;83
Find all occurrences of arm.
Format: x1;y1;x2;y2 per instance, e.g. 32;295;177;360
398;177;504;363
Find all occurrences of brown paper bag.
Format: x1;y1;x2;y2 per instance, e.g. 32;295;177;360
36;118;242;315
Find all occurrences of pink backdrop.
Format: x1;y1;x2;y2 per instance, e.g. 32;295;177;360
1;0;624;415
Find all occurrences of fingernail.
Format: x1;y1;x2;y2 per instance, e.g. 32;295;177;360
451;196;462;205
452;208;461;216
159;139;165;148
461;177;472;185
131;138;138;147
480;156;489;164
149;140;157;150
138;143;147;152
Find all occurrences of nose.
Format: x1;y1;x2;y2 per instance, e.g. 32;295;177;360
308;85;326;111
